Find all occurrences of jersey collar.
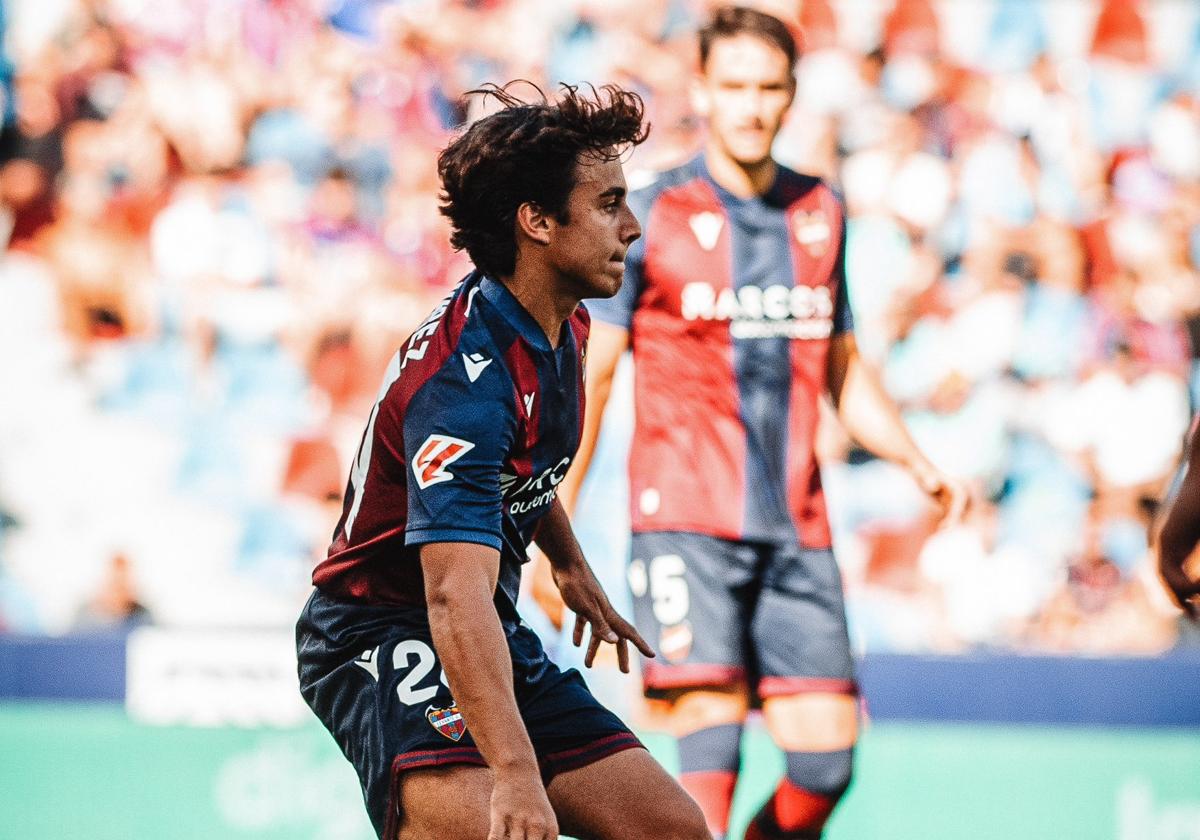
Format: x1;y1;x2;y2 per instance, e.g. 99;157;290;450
479;274;555;352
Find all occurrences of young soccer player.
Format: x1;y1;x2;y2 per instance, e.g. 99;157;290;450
557;9;969;839
297;84;710;840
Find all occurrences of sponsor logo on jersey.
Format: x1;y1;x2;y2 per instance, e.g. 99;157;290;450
688;211;724;251
426;704;467;741
680;281;834;340
501;456;571;515
522;392;536;416
412;434;475;489
792;209;831;257
462;351;492;382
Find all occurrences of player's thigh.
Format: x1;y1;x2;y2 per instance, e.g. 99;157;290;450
628;532;756;689
396;763;492;840
664;683;752;737
751;544;857;750
546;746;710;840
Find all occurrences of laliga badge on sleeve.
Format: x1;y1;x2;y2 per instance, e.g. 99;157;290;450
426;704;468;741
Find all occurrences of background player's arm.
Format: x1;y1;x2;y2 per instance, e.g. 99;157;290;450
1157;431;1200;618
534;498;654;672
557;320;629;515
531;320;628;629
827;331;968;523
421;541;558;838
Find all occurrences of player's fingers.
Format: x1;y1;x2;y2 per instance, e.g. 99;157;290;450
585;629;602;668
572;614;585;648
947;483;969;524
617;637;630;673
611;614;656;658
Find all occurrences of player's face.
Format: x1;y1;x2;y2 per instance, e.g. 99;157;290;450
547;155;641;299
695;34;795;165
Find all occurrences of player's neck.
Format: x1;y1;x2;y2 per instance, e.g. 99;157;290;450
704;144;776;198
500;267;576;349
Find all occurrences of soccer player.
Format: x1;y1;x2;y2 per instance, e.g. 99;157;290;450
557;9;969;840
1157;418;1200;620
297;84;710;840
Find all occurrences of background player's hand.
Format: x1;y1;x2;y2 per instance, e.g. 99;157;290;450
1158;553;1200;621
553;561;655;673
910;462;970;526
489;767;558;840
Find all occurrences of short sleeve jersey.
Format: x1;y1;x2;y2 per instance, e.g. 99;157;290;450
313;272;589;624
587;157;852;548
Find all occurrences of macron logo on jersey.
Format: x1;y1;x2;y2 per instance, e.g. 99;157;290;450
412;434;475;489
689;211;723;251
462;352;492;382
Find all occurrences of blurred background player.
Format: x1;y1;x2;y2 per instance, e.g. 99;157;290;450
1157;417;1200;621
297;84;709;840
556;8;967;840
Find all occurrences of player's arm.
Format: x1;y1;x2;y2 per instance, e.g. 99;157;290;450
421;542;557;838
556;320;629;514
826;331;968;524
1157;429;1200;618
533;498;654;672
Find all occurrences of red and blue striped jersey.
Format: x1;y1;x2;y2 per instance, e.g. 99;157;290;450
588;158;852;548
314;272;589;617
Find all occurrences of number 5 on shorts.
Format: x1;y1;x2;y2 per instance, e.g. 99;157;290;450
649;554;689;625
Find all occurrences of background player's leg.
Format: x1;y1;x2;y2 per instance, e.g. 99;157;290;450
668;685;751;840
546;746;711;840
743;693;857;839
395;763;492;840
746;545;858;839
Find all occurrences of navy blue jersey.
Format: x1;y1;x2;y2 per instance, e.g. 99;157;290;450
587;157;853;546
313;271;589;625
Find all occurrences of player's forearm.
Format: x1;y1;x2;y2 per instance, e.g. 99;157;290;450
833;350;933;474
424;554;539;776
533;498;588;572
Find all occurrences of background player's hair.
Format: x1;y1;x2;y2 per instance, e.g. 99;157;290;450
699;6;797;70
437;82;649;279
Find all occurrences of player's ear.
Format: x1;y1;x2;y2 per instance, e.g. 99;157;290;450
515;202;552;247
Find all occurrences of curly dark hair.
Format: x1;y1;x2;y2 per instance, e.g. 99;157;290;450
437;82;649;279
699;6;797;70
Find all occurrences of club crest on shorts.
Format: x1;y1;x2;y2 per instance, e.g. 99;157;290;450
659;620;693;664
426;704;467;741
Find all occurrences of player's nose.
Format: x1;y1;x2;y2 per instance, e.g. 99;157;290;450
620;205;641;245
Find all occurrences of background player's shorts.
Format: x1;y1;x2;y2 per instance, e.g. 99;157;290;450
628;531;856;700
297;588;642;839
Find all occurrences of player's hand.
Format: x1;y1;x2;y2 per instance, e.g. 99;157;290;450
489;767;558;840
1158;554;1200;621
910;462;970;526
554;562;655;673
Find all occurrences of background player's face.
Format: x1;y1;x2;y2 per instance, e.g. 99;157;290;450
695;33;795;166
546;154;641;299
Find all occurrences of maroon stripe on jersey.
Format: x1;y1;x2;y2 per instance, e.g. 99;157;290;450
783;185;842;550
315;282;475;603
503;337;541;484
628;177;746;540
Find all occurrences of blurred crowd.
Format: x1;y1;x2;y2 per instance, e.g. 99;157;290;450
0;0;1197;656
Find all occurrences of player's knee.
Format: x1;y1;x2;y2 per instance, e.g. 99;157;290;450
785;747;854;800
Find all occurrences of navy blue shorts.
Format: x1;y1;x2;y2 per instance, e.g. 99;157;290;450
628;531;856;699
297;589;642;839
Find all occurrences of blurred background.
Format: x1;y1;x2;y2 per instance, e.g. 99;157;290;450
0;0;1198;838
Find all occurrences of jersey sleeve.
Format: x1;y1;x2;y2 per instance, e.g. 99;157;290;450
402;366;516;551
583;183;656;330
831;196;855;336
